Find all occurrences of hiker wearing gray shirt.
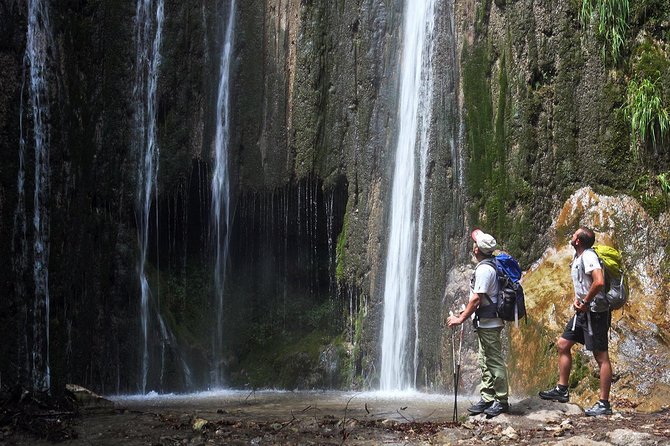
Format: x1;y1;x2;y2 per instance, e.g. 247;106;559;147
539;226;613;416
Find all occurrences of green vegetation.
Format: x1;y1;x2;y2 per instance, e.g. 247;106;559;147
229;292;347;389
568;351;591;389
621;39;670;212
463;43;494;195
508;321;561;395
579;0;630;64
146;262;213;349
235;331;328;388
624;78;669;155
462;42;532;257
631;172;670;217
659;172;670;196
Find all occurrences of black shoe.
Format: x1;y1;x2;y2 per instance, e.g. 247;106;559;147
539;386;569;403
484;401;509;417
467;399;493;415
584;401;613;416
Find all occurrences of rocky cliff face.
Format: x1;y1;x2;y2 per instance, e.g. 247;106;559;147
0;0;465;393
0;0;668;401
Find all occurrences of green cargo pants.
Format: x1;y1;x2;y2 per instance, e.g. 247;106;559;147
476;327;509;403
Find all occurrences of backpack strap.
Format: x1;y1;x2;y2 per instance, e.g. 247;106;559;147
577;248;599;306
472;258;498;322
474;258;497;305
577;248;597;286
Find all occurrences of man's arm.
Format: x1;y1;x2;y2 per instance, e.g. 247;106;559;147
447;291;481;326
574;267;605;312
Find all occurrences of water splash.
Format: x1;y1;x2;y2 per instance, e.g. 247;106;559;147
211;0;236;387
134;0;164;394
380;0;437;391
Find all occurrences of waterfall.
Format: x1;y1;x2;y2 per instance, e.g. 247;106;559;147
134;0;164;394
14;0;54;393
211;0;236;387
380;0;437;391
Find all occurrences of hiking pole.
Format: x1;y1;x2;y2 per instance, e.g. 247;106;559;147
449;311;458;422
454;318;465;422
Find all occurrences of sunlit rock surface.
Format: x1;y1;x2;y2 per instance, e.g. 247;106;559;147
512;187;670;411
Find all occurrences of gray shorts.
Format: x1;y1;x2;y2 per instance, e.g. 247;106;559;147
561;311;611;352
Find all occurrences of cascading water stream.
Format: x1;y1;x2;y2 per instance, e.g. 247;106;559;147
17;0;53;393
380;0;437;391
211;0;236;387
134;0;164;394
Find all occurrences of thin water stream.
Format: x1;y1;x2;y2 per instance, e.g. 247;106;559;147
211;0;236;388
134;0;164;394
19;0;53;393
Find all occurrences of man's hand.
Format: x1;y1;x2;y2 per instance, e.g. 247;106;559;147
574;297;588;313
447;315;462;327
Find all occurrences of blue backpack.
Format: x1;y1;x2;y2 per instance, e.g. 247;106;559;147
481;253;527;325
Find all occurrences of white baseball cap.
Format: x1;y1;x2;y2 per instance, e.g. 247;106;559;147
471;229;497;255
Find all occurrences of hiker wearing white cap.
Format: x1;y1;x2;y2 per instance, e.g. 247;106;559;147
447;229;509;417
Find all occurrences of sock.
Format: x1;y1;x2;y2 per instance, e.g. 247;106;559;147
599;399;610;407
557;384;568;392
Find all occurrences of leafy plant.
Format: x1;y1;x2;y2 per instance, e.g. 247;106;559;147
624;77;669;156
579;0;630;64
631;172;670;216
658;172;670;202
659;172;670;188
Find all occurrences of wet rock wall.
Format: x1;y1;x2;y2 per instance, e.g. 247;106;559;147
0;0;468;392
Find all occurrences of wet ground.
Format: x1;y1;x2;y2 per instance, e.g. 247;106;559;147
3;390;670;445
117;390;464;423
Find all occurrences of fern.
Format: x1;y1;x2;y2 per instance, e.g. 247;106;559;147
579;0;630;64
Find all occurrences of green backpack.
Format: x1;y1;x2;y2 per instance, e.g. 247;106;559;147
591;245;629;311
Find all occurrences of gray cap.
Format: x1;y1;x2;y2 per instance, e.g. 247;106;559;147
471;229;497;255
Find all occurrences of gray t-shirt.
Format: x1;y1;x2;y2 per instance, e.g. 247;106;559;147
472;262;503;328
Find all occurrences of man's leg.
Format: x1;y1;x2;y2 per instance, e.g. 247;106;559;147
477;331;495;402
583;312;614;416
593;350;612;401
477;327;508;402
540;318;582;402
585;312;612;402
557;336;576;387
468;331;496;415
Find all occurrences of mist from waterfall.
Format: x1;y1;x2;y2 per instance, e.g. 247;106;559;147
211;0;236;387
134;0;164;394
380;0;437;391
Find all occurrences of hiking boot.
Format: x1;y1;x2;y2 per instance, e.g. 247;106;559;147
539;386;569;403
467;399;493;415
484;401;509;417
585;401;613;416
